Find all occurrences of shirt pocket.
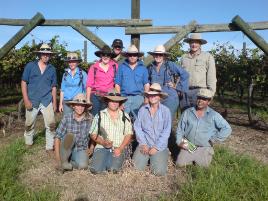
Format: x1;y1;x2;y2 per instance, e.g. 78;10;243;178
195;59;206;73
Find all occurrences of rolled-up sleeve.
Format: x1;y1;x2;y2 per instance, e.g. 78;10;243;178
55;116;67;140
169;62;189;93
21;63;31;83
210;114;232;143
115;65;122;86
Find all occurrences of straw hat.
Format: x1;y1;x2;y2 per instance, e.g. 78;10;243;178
95;45;117;58
183;33;207;45
122;45;144;57
66;93;92;107
197;88;213;99
34;43;56;54
148;45;170;56
144;83;168;98
103;89;128;103
65;52;82;62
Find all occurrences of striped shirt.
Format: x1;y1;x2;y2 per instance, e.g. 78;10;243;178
55;112;93;151
89;108;133;148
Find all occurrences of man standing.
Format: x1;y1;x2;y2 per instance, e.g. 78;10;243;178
133;83;171;176
111;39;124;64
89;90;133;174
21;43;57;153
176;88;232;167
181;33;217;109
115;45;150;119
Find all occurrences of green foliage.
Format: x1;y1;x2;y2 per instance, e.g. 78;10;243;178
168;43;185;63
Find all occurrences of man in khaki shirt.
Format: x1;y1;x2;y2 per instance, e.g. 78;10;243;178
180;33;217;110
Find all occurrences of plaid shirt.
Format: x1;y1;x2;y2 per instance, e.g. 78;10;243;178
56;112;93;151
89;108;133;148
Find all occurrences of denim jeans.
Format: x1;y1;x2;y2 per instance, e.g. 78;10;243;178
63;100;73;116
24;102;55;150
90;148;125;173
60;133;89;169
124;95;144;120
91;94;107;116
180;89;199;110
133;146;169;176
162;95;179;119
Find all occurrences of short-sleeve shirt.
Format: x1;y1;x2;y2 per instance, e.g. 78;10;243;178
21;61;57;108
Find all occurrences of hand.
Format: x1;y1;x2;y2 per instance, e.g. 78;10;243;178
149;147;158;156
178;142;188;150
140;145;149;155
59;103;63;113
24;99;33;110
167;82;175;89
103;139;113;149
53;102;57;112
113;148;122;157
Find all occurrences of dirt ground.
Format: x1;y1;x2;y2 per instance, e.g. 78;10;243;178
0;105;267;201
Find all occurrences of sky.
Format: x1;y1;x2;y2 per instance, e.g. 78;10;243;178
0;0;267;62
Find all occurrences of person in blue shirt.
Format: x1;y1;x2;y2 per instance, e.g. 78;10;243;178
176;88;232;167
59;52;87;116
133;83;172;176
147;45;189;118
21;43;57;154
115;45;150;119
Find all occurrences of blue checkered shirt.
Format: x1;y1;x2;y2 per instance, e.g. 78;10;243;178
56;112;93;151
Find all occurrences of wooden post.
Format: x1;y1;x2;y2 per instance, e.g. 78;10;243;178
70;22;108;49
232;15;268;55
144;21;197;66
131;0;140;49
83;40;87;63
0;12;44;60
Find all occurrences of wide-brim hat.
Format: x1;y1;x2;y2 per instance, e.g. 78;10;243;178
65;52;82;62
183;33;207;45
197;88;213;99
144;83;168;99
121;45;144;57
95;45;117;58
148;45;171;56
103;89;128;103
66;93;92;107
34;43;56;54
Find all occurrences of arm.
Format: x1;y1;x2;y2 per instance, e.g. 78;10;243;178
210;113;232;143
113;134;132;157
115;84;121;93
54;116;67;164
59;91;64;113
86;65;94;102
206;54;217;94
176;110;188;149
21;80;32;110
171;62;189;93
52;86;57;112
114;65;122;93
54;138;61;165
86;86;92;103
133;107;148;146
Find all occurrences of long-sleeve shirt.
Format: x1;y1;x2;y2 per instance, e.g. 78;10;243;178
176;106;232;147
134;103;171;151
181;51;217;94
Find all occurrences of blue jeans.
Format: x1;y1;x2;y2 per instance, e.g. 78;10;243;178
63;100;73;116
162;95;179;119
124;95;144;120
133;146;169;176
60;133;89;169
90;148;125;173
91;94;107;116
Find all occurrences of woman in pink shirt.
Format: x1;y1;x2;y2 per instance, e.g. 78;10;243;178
86;45;118;116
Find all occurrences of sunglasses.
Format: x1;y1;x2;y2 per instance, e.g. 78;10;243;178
107;92;121;96
153;54;164;57
101;54;111;57
67;57;79;60
74;99;87;103
114;46;122;49
127;54;139;57
40;48;51;51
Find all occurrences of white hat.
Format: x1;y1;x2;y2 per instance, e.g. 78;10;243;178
148;45;170;55
197;88;213;99
34;43;56;54
66;93;92;107
144;83;168;98
122;45;144;57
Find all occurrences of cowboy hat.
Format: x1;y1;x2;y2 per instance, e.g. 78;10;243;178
95;45;117;58
66;93;92;107
34;43;56;54
112;39;124;48
144;83;168;99
148;45;171;56
121;45;144;57
197;88;213;99
103;89;128;103
65;52;82;62
183;33;207;45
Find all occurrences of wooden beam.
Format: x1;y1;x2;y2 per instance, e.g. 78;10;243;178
0;18;152;27
131;0;141;49
232;15;268;55
0;12;44;60
125;21;268;35
143;21;197;66
70;23;108;49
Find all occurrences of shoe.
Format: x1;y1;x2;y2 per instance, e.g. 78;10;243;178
61;162;73;170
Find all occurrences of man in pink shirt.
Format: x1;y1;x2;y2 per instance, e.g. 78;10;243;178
86;45;118;116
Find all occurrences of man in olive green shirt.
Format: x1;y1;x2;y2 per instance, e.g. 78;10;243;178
180;33;217;110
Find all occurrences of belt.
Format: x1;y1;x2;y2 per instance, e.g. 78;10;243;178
189;86;202;90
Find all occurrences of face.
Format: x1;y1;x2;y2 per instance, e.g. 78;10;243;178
101;54;111;65
148;94;161;105
108;101;120;111
113;46;122;55
196;97;211;110
39;53;51;63
153;54;165;64
68;61;79;70
189;40;201;53
73;104;86;116
127;54;139;65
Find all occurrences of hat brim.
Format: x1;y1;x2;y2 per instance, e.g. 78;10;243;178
147;51;171;56
121;52;144;57
66;101;93;107
197;95;212;99
144;91;168;99
183;38;207;45
34;50;57;54
95;51;117;58
103;96;128;103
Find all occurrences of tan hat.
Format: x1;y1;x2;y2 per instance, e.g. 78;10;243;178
148;45;170;56
66;93;92;107
183;33;207;45
197;88;213;99
104;89;128;103
95;45;117;58
34;43;56;54
65;52;82;62
144;83;168;98
122;45;144;57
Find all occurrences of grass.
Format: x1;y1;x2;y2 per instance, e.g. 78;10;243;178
0;132;59;201
0;105;17;115
159;147;268;201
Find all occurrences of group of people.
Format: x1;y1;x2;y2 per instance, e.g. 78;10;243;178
21;33;232;176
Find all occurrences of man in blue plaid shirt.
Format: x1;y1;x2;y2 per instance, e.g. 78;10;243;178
55;93;93;171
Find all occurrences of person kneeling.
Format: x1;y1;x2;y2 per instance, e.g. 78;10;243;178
89;90;133;174
55;93;93;171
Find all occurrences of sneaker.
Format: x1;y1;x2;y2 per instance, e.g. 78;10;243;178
62;162;73;170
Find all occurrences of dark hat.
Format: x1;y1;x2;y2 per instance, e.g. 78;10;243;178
64;52;82;62
112;39;124;48
95;45;117;58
